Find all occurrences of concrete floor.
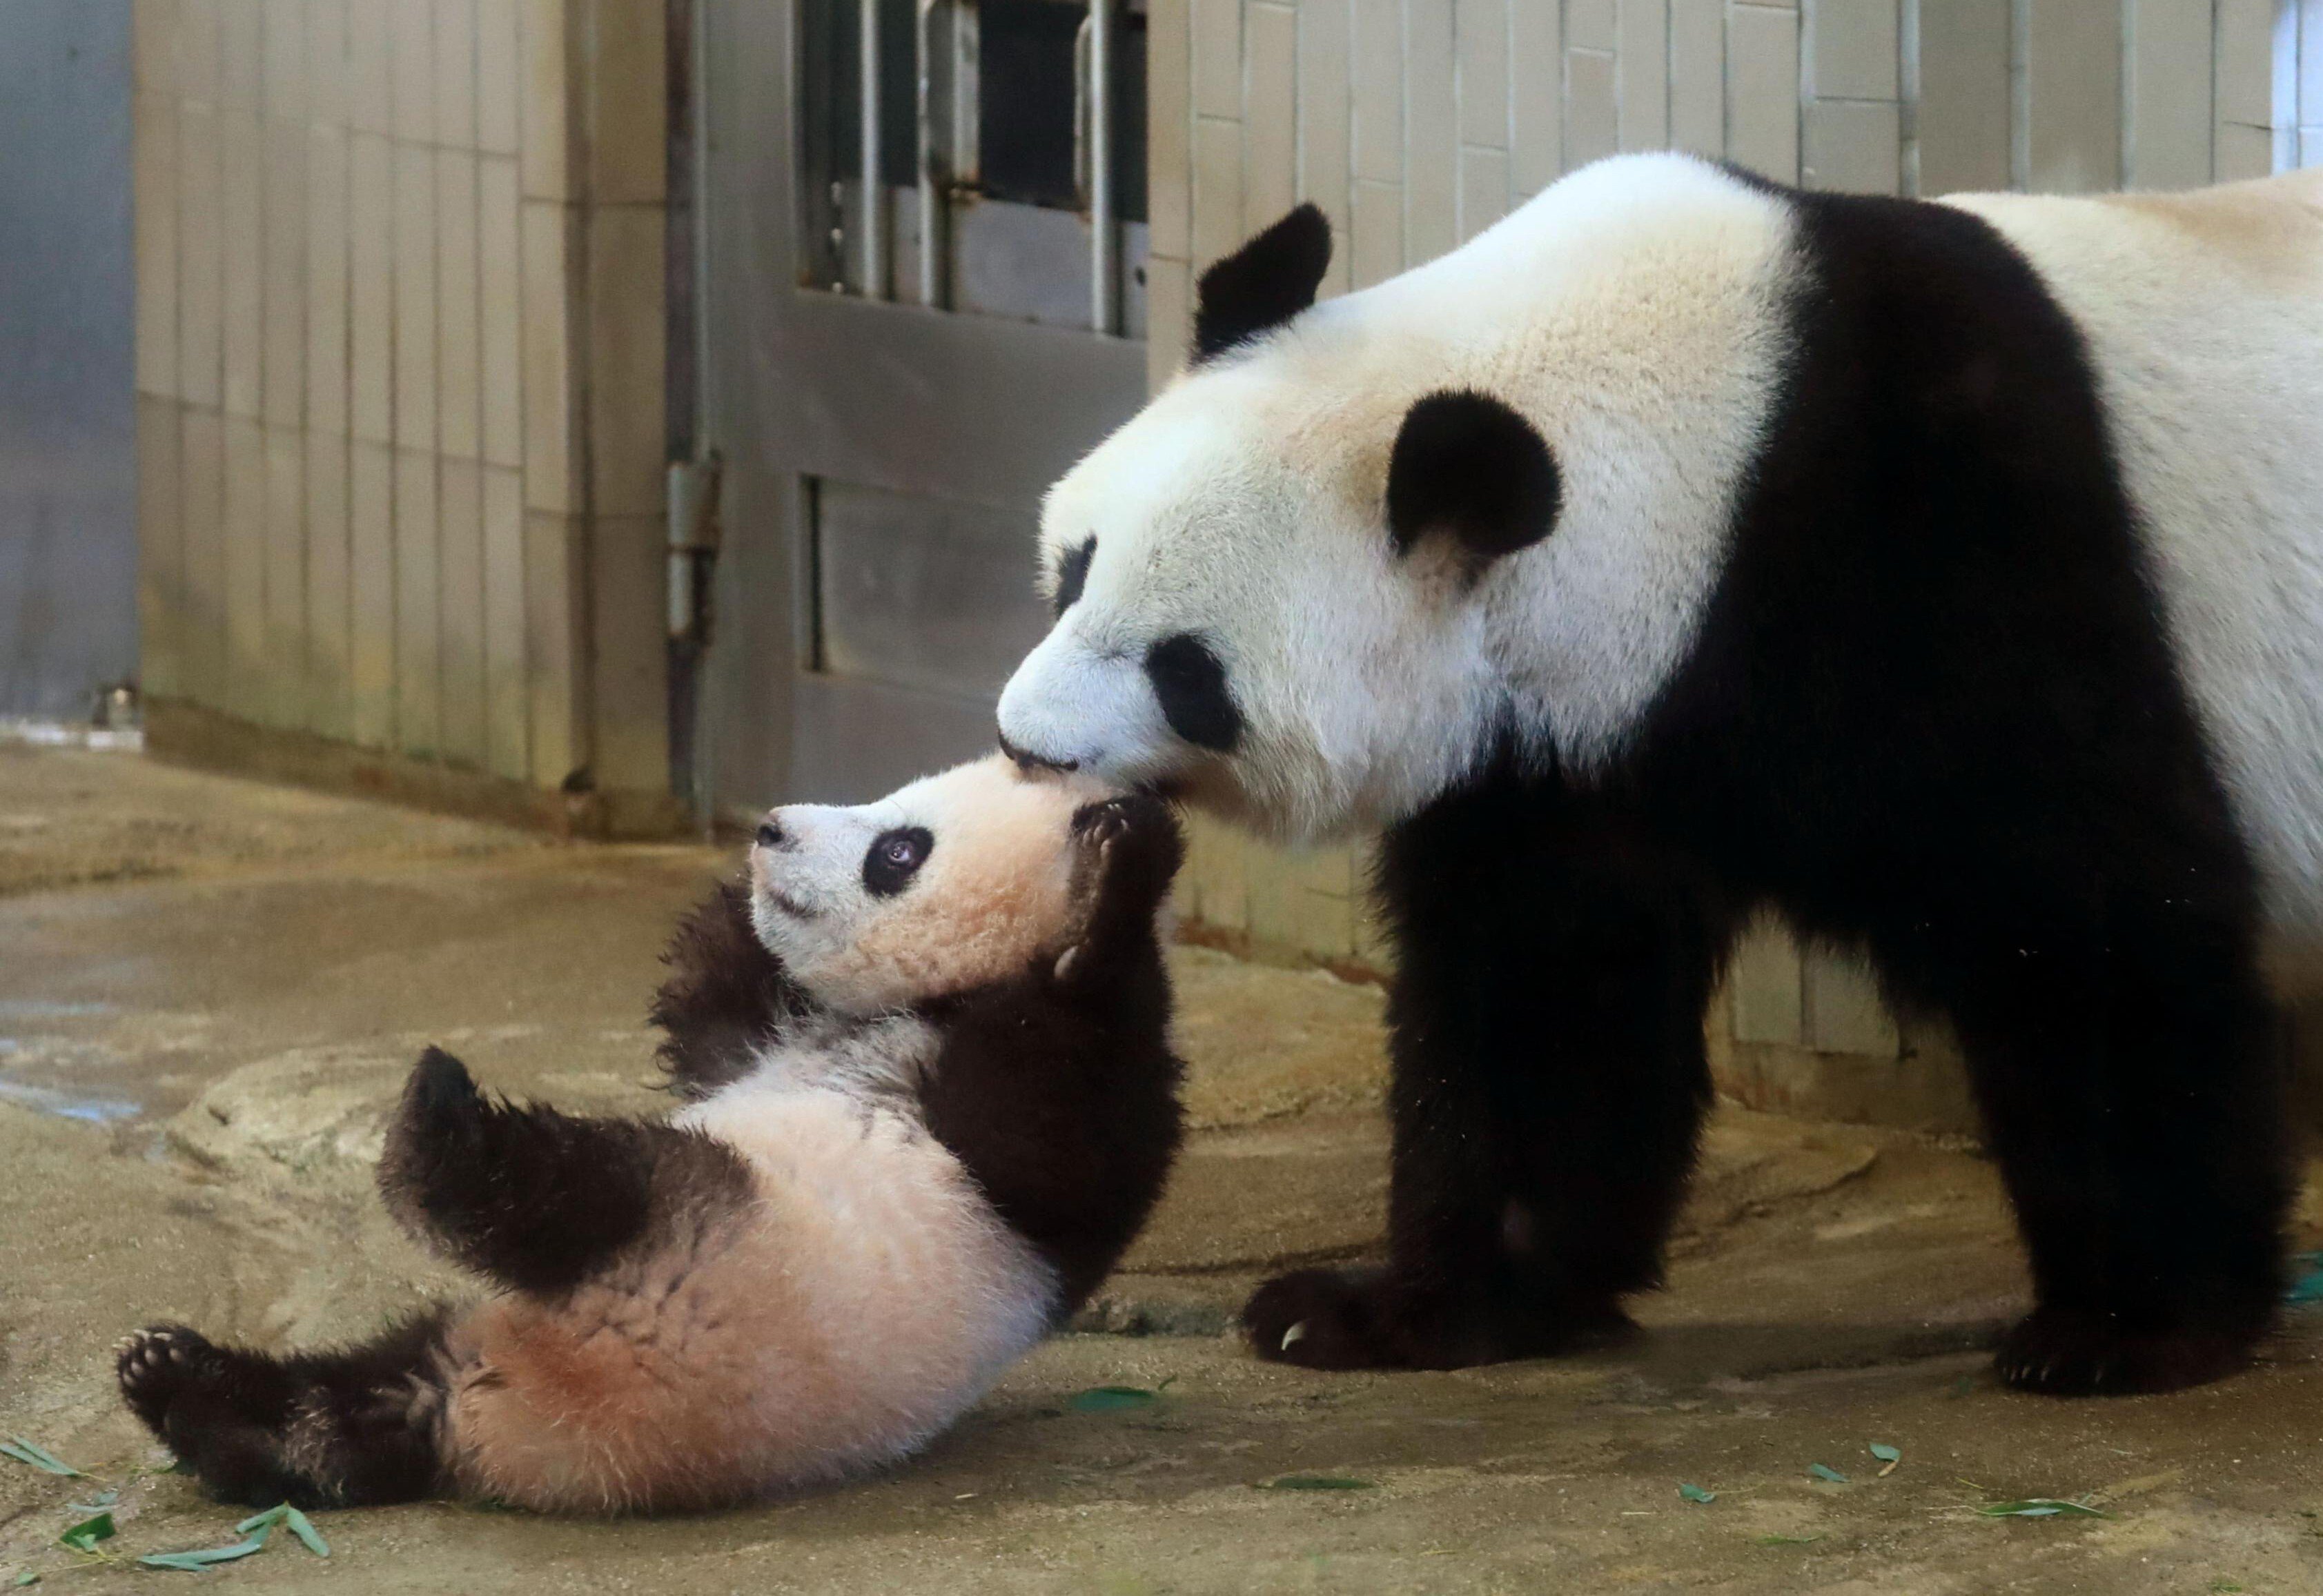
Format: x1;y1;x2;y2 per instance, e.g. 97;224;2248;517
3;744;2321;1593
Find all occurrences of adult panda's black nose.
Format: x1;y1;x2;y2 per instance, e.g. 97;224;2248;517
997;729;1079;775
754;818;785;849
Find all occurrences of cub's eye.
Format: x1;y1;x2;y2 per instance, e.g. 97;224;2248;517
863;826;934;897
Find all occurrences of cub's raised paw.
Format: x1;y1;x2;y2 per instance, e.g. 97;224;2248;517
116;1324;226;1435
1995;1306;2262;1396
1070;795;1184;905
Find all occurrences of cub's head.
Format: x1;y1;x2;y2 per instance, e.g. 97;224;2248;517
746;754;1144;1016
995;156;1796;840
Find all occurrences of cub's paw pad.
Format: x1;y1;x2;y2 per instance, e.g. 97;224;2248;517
1996;1307;2261;1396
117;1325;225;1430
1244;1268;1402;1370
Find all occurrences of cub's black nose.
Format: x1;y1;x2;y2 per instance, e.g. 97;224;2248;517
754;819;785;849
997;729;1078;774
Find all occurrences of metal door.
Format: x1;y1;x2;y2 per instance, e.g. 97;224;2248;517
694;0;1150;815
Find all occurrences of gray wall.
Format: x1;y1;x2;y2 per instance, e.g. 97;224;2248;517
0;0;137;718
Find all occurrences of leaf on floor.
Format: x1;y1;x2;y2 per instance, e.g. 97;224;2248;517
1807;1464;1850;1485
57;1513;115;1555
1974;1498;2108;1519
1870;1441;1902;1477
136;1533;272;1573
1754;1534;1823;1546
1068;1386;1163;1414
237;1504;331;1557
1677;1483;1716;1504
1255;1475;1375;1491
0;1440;87;1479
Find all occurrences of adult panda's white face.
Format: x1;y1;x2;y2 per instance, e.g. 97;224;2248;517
997;155;1798;843
747;754;1123;1016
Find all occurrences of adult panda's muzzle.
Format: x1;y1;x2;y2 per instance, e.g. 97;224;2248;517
996;627;1176;787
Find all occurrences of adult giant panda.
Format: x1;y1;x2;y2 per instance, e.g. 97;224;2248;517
996;152;2323;1395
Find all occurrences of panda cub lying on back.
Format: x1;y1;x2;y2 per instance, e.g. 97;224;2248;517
115;756;1184;1513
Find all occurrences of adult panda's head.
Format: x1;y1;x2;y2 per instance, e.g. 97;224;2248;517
997;155;1798;842
745;754;1137;1016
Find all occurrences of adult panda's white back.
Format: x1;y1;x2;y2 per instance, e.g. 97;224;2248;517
1949;171;2323;943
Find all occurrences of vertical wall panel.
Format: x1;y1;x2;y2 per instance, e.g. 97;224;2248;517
1509;0;1563;195
2126;0;2215;188
393;446;440;755
1458;144;1511;239
1406;0;1459;262
1565;42;1620;168
1190;0;1240;119
522;509;584;785
393;144;439;452
393;0;435;142
262;426;305;725
306;121;349;436
1190;113;1246;266
1805;98;1900;190
1351;0;1403;183
1917;0;2008;193
2025;0;2121;193
1147;0;1192;259
222;415;266;716
1243;3;1298;234
1670;0;1726;157
439;455;487;766
304;428;349;736
478;155;523;466
435;0;478;148
180;408;227;705
1807;0;1897;99
1296;0;1353;296
1349;176;1404;286
306;0;345;127
482;464;528;779
1726;2;1801;181
1458;0;1511;149
348;132;393;444
476;0;519;155
348;437;394;747
138;396;186;698
518;197;576;512
262;117;306;429
1619;0;1672;151
1568;0;1618;52
438;148;483;458
178;104;223;408
221;107;264;416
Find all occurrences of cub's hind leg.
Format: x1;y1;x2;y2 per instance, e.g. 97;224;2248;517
382;1046;753;1294
117;1314;452;1507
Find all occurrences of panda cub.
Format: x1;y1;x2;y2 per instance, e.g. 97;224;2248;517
115;756;1184;1513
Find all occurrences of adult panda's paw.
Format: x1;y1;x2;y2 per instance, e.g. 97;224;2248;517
1246;1268;1640;1371
1995;1306;2265;1396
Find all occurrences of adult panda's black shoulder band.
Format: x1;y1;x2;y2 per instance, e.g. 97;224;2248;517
1193;204;1333;362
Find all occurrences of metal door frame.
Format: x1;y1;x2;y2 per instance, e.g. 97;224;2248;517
694;0;1148;819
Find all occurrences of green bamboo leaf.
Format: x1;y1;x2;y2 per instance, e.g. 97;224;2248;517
280;1506;330;1558
1068;1386;1162;1414
1754;1534;1823;1546
57;1513;114;1555
1974;1498;2108;1519
1677;1482;1716;1504
1807;1464;1850;1484
0;1440;86;1479
135;1532;273;1572
1869;1443;1901;1463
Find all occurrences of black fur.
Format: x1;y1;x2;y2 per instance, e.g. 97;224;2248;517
1053;534;1096;617
921;795;1186;1310
1193;203;1332;361
380;1046;755;1296
863;826;934;897
117;1315;453;1508
1385;390;1564;569
649;880;809;1099
1145;633;1244;754
1248;181;2293;1395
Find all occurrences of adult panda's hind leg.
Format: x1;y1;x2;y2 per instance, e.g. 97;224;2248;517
1246;769;1734;1370
1892;881;2293;1396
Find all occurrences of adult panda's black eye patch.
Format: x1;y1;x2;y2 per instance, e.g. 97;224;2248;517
863;827;934;897
1386;390;1562;569
1052;536;1096;618
1146;633;1243;753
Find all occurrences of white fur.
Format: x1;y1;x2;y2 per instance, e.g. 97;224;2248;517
441;756;1124;1511
1945;171;2323;942
999;154;1801;841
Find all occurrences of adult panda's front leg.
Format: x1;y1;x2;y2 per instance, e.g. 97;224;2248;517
1246;765;1734;1370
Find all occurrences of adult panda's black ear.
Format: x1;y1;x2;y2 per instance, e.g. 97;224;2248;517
1193;204;1332;361
1385;390;1562;570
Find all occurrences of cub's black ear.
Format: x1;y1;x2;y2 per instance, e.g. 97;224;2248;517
1385;390;1562;569
1193;204;1333;361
